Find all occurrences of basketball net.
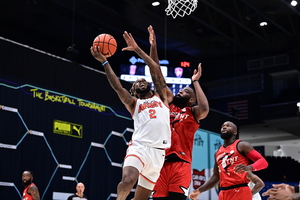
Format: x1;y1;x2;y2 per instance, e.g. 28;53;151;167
165;0;198;19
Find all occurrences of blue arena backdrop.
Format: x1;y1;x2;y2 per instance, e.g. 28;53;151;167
189;129;221;200
119;56;194;95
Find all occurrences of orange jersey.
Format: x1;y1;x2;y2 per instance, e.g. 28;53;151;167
216;139;250;187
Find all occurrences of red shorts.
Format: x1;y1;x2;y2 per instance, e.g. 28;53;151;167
219;186;252;200
152;161;191;197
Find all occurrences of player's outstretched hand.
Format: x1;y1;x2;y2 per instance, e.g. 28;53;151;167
148;25;156;46
262;187;293;200
262;183;295;200
90;46;107;63
122;31;139;52
271;183;295;192
192;63;202;82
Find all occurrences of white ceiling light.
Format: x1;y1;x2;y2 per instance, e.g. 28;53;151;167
291;0;298;6
259;21;268;27
152;1;160;6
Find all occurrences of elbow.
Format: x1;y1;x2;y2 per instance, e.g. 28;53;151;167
201;103;209;115
262;159;269;169
203;105;209;116
200;106;210;119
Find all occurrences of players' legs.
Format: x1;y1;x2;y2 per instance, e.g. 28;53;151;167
132;185;152;200
118;142;146;200
153;162;191;200
117;165;140;200
133;147;165;200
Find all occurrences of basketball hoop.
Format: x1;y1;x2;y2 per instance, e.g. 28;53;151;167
165;0;198;19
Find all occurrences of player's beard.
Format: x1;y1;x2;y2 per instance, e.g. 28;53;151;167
220;131;234;139
172;95;190;106
135;84;151;94
22;179;32;188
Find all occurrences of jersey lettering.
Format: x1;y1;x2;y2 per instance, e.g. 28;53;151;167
218;150;237;175
138;101;162;113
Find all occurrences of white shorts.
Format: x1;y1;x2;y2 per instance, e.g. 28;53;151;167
123;141;165;190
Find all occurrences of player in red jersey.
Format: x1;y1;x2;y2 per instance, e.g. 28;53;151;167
22;170;40;200
189;121;268;200
146;25;210;200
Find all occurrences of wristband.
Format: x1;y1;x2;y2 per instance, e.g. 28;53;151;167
192;80;199;82
102;61;108;66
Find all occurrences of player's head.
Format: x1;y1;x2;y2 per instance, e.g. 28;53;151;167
22;170;33;187
76;182;85;194
172;87;196;108
130;78;153;98
220;121;238;140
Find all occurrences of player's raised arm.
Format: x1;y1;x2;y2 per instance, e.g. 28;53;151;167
122;31;169;105
191;63;209;121
148;25;174;104
90;45;135;113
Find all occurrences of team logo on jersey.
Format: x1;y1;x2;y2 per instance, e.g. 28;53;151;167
138;101;162;113
192;169;206;189
172;112;189;122
217;150;238;175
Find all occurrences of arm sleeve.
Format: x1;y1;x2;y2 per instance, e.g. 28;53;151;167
247;149;268;171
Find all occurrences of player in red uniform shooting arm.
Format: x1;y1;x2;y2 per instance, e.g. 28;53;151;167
146;25;210;200
189;121;268;200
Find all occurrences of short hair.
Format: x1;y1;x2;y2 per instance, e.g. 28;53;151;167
23;170;33;177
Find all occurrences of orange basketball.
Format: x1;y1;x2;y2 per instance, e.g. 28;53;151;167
93;34;117;57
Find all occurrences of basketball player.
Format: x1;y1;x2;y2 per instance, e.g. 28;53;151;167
90;31;171;200
189;121;268;200
146;25;209;200
22;170;40;200
67;182;88;200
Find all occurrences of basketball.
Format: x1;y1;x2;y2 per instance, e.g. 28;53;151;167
93;34;117;57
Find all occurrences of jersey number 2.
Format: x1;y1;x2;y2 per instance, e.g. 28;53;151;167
149;109;157;119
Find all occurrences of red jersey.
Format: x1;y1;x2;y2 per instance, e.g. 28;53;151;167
23;183;35;200
216;139;250;187
166;103;199;163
